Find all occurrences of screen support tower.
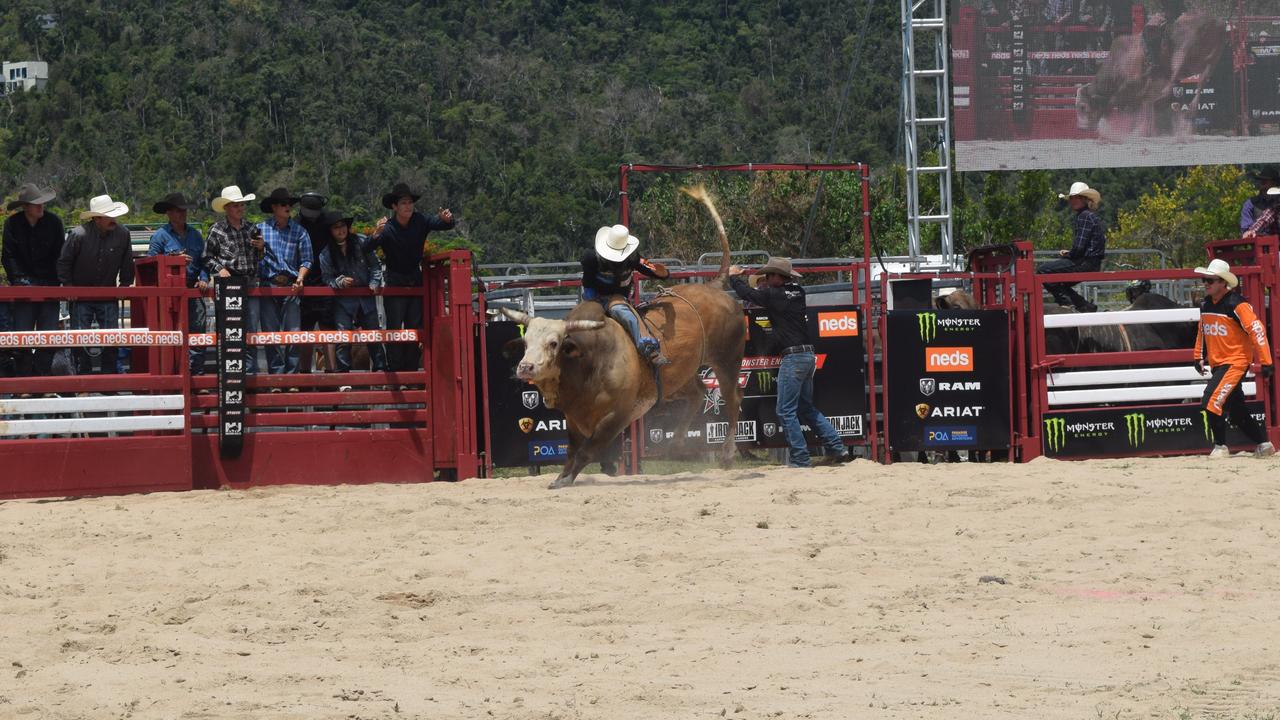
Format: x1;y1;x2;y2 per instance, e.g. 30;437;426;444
901;0;955;267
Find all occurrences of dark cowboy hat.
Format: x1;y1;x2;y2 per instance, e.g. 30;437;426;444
258;187;300;214
381;182;421;209
758;256;802;280
6;182;56;211
1248;166;1280;184
152;192;199;213
319;210;354;229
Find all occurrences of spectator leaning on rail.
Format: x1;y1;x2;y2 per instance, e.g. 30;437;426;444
728;258;854;469
580;224;672;365
1193;258;1275;459
1241;167;1279;234
57;194;135;375
2;183;65;376
1038;181;1106;313
255;187;313;377
1242;187;1280;240
148;192;209;375
296;191;337;373
318;211;387;382
364;182;456;373
204;185;265;373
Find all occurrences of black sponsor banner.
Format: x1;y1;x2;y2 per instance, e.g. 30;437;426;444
1247;47;1280;124
214;277;246;458
484;306;868;468
1010;22;1028;127
644;305;867;452
886;309;1010;452
1043;402;1266;458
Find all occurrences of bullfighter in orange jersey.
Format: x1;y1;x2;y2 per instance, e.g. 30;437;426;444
1193;259;1275;458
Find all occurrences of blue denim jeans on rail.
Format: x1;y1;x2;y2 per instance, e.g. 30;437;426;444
258;295;301;374
776;351;845;467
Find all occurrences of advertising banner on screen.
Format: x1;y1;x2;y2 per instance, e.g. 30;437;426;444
951;2;1280;170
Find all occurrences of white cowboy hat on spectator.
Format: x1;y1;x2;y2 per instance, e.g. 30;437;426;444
211;185;256;213
595;224;640;262
1194;258;1239;289
759;256;802;279
1058;181;1102;206
79;194;129;220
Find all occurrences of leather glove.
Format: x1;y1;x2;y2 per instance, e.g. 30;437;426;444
1194;360;1205;376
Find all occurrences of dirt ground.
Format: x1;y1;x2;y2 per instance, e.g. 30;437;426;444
2;456;1279;719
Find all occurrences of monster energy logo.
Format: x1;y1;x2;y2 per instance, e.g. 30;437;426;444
755;371;775;393
1123;413;1146;448
1201;410;1211;442
1044;417;1066;453
917;312;937;342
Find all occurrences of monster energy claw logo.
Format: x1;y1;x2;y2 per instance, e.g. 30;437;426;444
1123;413;1146;448
755;371;775;393
1201;410;1211;442
1044;417;1066;453
917;312;937;343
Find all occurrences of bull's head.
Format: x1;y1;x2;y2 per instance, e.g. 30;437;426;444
499;308;605;383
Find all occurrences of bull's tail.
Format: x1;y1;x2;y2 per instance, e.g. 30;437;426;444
680;184;730;284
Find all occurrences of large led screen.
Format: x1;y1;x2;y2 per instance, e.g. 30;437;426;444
951;1;1280;170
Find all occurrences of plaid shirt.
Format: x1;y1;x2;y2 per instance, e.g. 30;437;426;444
1068;209;1106;261
257;218;313;280
204;218;260;277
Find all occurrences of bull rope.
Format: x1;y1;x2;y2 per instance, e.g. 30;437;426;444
646;286;709;369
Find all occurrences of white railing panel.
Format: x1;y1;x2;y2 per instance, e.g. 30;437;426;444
0;415;184;437
0;394;185;415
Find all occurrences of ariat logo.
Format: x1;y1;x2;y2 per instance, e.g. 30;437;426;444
1124;413;1146;447
1045;417;1066;453
918;312;937;342
518;417;534;434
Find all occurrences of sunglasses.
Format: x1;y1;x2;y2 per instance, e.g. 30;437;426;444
1201;277;1223;285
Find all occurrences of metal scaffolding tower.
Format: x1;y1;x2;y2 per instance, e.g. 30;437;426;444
901;0;954;264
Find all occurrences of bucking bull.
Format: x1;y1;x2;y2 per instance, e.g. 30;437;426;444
500;186;747;488
1075;11;1226;138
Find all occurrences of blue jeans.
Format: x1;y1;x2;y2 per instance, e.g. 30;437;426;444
258;295;301;374
0;301;11;376
73;300;119;375
334;297;387;372
10;291;60;376
776;352;845;467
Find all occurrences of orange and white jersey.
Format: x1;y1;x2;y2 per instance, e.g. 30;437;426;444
1195;292;1274;369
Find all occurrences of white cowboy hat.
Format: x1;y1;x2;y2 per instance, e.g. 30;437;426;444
211;185;257;213
1194;258;1239;289
79;194;129;220
1058;181;1102;206
595;224;640;262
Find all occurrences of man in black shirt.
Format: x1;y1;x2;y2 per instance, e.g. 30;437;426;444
2;183;64;376
581;224;671;364
365;183;456;372
729;258;853;468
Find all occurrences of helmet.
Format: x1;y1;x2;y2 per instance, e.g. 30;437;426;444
1125;279;1151;303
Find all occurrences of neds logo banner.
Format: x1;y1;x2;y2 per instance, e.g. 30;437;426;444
818;311;859;337
925;347;974;372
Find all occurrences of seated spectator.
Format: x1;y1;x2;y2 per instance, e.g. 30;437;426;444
1241;167;1279;234
1243;187;1280;239
318;211;386;385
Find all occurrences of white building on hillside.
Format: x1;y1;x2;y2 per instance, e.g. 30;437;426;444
3;61;49;94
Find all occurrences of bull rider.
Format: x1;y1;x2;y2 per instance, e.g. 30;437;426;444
580;224;672;365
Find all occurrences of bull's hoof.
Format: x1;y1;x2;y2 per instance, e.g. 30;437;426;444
548;476;576;490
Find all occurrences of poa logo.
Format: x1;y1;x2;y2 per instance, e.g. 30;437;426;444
1044;417;1066;453
1123;413;1146;447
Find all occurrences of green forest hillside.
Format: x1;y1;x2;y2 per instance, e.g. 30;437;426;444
0;0;903;262
0;0;1260;265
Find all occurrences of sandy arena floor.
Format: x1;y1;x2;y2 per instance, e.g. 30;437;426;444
2;457;1279;719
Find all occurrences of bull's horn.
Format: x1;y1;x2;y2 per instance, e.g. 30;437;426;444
499;307;532;325
565;320;606;331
